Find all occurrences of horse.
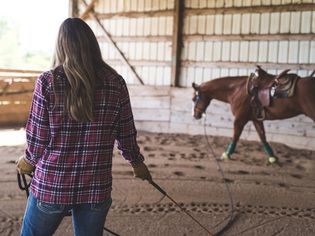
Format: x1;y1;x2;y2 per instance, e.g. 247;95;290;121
192;66;315;164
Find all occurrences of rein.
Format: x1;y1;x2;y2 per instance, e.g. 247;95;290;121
201;115;314;235
146;115;236;235
202;116;236;234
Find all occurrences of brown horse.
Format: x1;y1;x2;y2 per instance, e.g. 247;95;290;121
192;66;315;163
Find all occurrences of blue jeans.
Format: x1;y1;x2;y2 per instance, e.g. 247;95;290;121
21;192;112;236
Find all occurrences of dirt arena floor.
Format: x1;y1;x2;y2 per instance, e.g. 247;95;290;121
0;129;314;236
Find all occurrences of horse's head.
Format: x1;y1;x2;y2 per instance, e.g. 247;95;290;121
192;82;210;119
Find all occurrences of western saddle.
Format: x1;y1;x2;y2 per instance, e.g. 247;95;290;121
246;68;299;120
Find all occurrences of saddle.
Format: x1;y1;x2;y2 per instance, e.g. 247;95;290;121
246;72;299;120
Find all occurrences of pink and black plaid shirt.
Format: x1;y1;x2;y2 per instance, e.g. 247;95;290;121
25;66;144;204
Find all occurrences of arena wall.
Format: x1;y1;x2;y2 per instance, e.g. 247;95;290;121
1;0;314;151
88;0;315;150
128;85;315;150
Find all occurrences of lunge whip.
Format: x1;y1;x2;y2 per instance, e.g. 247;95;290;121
149;180;213;235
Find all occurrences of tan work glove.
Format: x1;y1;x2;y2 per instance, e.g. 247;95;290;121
132;162;152;182
16;156;35;174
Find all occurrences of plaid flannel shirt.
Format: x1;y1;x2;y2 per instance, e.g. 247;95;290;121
25;66;144;204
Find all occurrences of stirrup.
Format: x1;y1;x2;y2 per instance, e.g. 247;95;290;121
256;109;265;121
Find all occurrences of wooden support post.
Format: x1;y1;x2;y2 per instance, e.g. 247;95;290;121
171;0;184;87
80;0;144;85
69;0;79;17
80;0;98;20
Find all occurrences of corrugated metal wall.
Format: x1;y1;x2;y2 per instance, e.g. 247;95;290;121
181;0;315;87
83;0;315;150
88;0;315;86
90;0;174;85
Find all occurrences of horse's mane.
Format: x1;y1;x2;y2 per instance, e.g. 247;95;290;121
206;75;248;86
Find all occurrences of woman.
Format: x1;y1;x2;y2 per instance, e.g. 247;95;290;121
16;17;152;236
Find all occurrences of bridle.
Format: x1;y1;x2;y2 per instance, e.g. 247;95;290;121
193;90;207;117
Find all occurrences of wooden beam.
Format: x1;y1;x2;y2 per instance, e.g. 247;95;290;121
97;35;172;42
94;59;315;71
181;60;315;70
76;58;315;71
0;75;37;80
104;59;171;67
80;0;144;85
97;33;315;43
184;33;315;42
171;0;184;87
69;0;79;17
96;10;174;19
91;3;315;20
0;68;42;74
0;90;34;96
80;0;98;20
185;3;315;16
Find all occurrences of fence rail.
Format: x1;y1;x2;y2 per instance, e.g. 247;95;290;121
0;69;39;126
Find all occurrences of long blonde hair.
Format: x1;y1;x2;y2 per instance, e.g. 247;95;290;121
52;18;106;122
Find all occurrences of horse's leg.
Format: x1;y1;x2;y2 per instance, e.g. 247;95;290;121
252;120;277;163
221;118;247;160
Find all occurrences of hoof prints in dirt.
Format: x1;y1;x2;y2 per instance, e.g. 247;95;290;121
173;171;185;177
0;216;21;235
110;202;315;220
5;161;15;165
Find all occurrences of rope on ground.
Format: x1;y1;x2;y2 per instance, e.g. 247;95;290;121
203;115;236;235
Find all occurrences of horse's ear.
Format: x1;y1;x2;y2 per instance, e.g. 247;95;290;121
192;82;199;91
276;69;290;80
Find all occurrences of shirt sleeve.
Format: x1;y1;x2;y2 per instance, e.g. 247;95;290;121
25;73;51;166
116;78;144;165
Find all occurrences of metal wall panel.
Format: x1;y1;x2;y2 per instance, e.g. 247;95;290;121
81;0;315;149
90;0;173;85
179;0;315;87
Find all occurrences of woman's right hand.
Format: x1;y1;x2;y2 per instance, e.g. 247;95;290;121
132;162;152;182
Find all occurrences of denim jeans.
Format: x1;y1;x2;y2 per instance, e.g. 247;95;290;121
21;192;112;236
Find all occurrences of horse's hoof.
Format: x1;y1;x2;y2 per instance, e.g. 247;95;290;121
268;156;278;164
221;152;230;160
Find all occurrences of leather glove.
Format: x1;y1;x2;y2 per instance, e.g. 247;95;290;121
132;162;152;182
16;156;35;174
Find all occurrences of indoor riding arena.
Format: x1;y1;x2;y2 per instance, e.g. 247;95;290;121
0;0;315;235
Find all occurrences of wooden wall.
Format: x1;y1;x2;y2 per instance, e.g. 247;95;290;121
0;77;314;150
129;85;315;151
0;69;38;126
